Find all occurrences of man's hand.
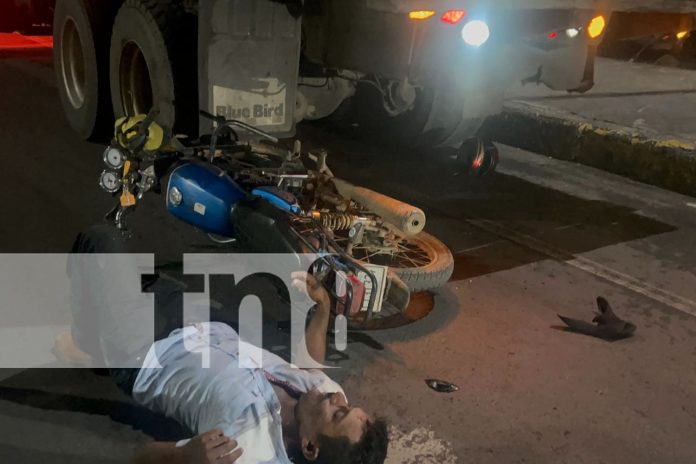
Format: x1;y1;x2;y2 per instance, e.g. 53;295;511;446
181;429;243;464
292;272;333;367
291;271;330;309
131;430;243;464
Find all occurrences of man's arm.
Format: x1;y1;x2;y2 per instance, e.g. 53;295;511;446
304;297;332;366
132;429;243;464
291;272;332;367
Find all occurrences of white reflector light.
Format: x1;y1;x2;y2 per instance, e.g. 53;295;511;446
566;28;580;38
461;20;490;47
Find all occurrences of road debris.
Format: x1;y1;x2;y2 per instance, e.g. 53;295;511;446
557;296;637;341
425;379;460;393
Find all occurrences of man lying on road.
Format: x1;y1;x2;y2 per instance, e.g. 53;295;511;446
58;226;389;464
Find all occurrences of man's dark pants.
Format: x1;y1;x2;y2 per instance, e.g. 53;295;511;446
68;224;294;395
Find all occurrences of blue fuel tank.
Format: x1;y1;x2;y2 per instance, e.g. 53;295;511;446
166;163;247;237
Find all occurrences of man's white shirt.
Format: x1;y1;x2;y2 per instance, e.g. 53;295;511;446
132;322;344;464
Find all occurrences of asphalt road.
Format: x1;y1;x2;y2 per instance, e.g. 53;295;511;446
1;49;696;464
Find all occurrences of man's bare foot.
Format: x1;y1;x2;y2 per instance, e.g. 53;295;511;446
52;332;93;366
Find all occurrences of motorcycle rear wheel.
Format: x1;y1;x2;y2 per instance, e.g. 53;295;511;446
350;232;454;293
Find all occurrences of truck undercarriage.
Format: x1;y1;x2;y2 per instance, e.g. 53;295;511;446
2;0;694;150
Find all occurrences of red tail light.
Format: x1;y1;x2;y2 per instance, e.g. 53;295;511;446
440;10;467;25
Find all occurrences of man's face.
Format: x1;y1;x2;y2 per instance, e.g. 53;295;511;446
296;387;370;444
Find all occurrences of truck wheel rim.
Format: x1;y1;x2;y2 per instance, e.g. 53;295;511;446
119;41;153;116
60;18;86;109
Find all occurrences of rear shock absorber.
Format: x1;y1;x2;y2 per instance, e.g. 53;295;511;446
320;213;354;231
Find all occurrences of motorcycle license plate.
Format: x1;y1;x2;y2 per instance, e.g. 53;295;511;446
357;264;389;314
334;264;388;315
334;272;365;317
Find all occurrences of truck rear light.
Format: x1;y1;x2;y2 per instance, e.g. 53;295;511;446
408;10;436;20
440;10;467;25
587;15;606;38
548;31;558;39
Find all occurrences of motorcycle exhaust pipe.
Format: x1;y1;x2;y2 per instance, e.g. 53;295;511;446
332;178;426;236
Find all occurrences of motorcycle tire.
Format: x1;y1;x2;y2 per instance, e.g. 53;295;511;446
109;0;198;137
383;232;454;293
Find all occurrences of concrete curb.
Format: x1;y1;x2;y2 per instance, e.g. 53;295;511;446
480;101;696;198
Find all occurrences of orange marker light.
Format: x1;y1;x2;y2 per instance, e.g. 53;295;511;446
440;10;467;25
587;15;606;39
408;10;436;20
677;31;689;40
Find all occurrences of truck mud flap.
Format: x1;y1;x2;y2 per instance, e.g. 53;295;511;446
198;0;301;137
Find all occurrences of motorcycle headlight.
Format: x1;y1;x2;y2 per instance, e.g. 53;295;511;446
461;20;490;47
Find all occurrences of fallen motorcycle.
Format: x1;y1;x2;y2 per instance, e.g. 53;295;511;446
97;110;454;322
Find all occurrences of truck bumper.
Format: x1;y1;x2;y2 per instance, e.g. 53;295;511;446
311;2;604;146
414;11;601;146
420;41;595;146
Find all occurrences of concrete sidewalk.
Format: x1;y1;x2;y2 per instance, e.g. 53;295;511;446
481;58;696;197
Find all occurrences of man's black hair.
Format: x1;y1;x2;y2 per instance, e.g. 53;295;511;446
315;418;389;464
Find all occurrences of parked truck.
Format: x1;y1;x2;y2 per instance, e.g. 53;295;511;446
2;0;693;153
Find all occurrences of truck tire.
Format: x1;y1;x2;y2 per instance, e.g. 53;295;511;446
348;83;481;149
110;0;198;137
53;0;118;141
